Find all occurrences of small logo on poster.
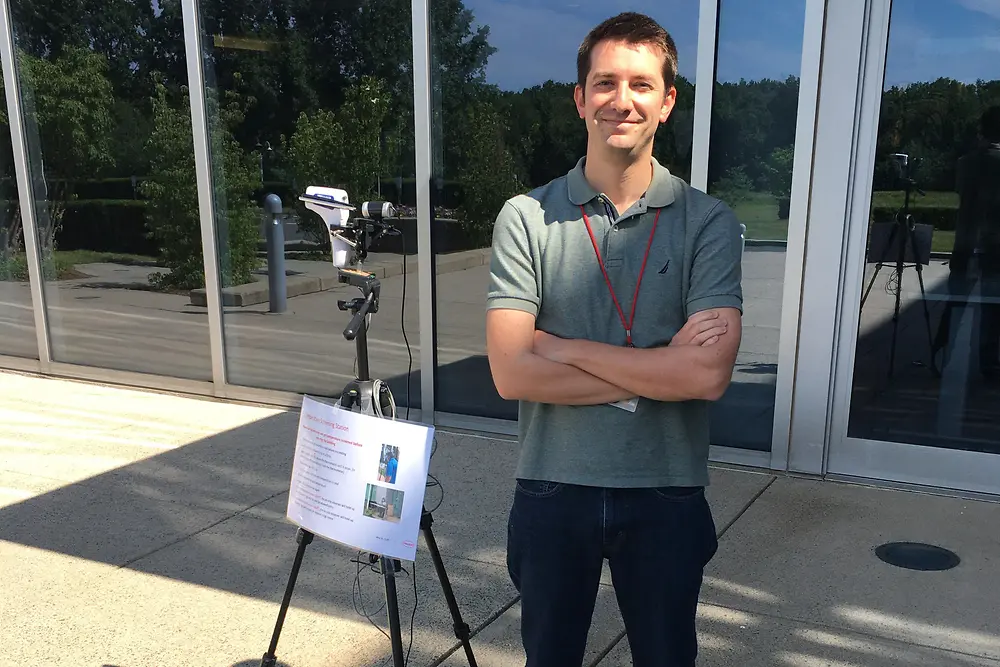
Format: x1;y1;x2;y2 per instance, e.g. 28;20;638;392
403;540;416;548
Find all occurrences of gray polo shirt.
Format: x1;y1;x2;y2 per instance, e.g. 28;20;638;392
487;156;743;488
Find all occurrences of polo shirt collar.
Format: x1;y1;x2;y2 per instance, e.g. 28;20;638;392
566;156;676;208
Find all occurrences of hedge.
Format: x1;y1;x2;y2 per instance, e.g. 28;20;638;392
871;205;957;231
55;199;158;256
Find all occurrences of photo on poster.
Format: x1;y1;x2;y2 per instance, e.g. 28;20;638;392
378;443;400;484
363;483;405;523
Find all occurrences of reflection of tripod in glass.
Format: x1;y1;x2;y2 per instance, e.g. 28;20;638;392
860;154;939;379
259;269;478;667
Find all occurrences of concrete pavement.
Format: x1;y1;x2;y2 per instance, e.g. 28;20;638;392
2;371;999;666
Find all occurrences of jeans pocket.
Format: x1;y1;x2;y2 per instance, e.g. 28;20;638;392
515;478;566;498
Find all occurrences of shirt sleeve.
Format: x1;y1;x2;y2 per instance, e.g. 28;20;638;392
686;200;744;316
487;199;540;316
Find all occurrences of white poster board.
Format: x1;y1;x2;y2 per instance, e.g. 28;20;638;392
286;395;434;561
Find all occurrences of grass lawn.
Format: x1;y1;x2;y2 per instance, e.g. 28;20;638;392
872;189;958;209
730;193;788;241
732;190;956;253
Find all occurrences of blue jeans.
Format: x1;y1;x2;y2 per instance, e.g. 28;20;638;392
506;480;719;667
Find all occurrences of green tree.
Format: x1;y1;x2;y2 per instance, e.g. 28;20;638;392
141;81;259;290
286;76;391;240
455;100;522;245
0;47;116;269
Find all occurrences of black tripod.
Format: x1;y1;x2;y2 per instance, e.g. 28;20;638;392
860;157;938;379
260;268;478;667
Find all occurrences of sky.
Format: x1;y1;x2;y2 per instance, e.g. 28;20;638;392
464;0;1000;92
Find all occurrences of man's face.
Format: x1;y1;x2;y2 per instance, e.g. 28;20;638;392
574;39;676;156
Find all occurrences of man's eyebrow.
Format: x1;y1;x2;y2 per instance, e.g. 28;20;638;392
590;71;655;82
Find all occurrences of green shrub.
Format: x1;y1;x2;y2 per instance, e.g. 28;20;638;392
140;82;259;290
870;205;958;231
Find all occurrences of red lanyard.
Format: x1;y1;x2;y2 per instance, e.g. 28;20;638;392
580;204;661;347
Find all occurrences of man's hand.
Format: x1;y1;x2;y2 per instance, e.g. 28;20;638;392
670;310;728;347
533;329;571;364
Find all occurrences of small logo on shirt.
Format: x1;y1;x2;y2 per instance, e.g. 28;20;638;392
658;260;670;274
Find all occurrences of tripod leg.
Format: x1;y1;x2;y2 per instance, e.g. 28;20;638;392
260;528;314;667
910;240;940;377
381;556;407;667
421;511;478;667
861;263;884;309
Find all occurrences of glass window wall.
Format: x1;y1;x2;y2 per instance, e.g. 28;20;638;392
706;0;808;451
195;0;421;410
0;95;36;358
8;0;212;378
847;0;1000;456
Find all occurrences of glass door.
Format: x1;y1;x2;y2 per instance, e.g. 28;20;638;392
828;0;1000;495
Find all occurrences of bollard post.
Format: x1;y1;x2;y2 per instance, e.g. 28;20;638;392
264;194;287;313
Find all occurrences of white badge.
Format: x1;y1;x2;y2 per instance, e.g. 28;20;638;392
609;397;639;413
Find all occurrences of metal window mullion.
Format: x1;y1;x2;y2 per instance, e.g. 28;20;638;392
786;0;872;474
826;0;894;470
691;0;719;192
768;0;829;471
0;0;52;367
181;0;227;390
412;0;435;422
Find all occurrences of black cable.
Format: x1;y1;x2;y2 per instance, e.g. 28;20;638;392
405;560;418;666
424;473;444;514
400;229;413;422
351;551;390;641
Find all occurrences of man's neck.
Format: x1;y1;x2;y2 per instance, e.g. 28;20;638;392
584;149;654;215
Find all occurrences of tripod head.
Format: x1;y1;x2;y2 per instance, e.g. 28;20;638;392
891;153;926;200
337;268;380;341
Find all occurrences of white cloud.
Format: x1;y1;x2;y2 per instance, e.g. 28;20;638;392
953;0;1000;21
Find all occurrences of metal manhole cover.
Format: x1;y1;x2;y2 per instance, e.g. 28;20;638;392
875;542;960;571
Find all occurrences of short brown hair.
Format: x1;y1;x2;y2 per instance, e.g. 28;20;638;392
577;12;678;92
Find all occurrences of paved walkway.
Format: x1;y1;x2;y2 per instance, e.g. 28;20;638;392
1;371;998;666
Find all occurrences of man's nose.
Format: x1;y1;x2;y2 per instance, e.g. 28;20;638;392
610;83;633;111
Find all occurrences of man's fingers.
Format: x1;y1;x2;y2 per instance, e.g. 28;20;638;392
691;326;728;346
687;310;718;324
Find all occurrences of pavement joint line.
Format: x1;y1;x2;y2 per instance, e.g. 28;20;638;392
587;475;779;667
427;594;521;667
116;490;290;570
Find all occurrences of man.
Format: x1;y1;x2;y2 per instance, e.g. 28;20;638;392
386;451;399;484
949;106;1000;379
485;12;743;667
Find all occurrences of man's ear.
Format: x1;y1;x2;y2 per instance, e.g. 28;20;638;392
660;86;677;124
574;84;586;119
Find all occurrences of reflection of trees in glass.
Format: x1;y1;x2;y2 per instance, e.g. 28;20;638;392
708;75;800;230
870;78;1000;252
285;76;391;242
0;46;116;277
454;98;522;245
436;69;696;246
141;81;259;290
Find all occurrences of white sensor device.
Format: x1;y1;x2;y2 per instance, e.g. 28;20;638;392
300;186;355;268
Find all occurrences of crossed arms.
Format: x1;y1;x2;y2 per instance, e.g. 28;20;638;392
486;307;742;405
